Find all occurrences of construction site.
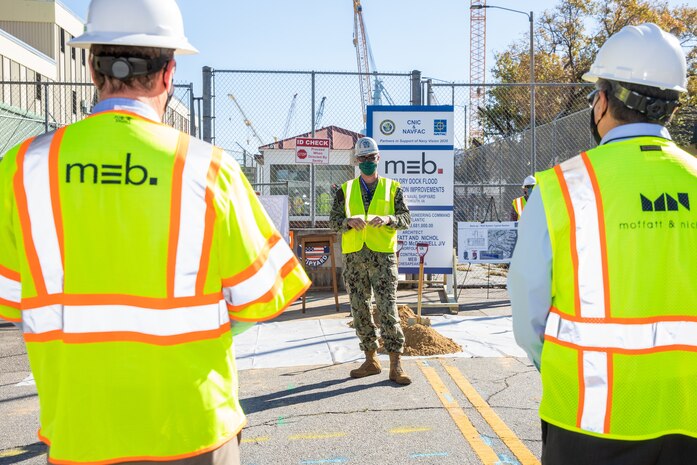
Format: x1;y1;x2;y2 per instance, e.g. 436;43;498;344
0;0;696;464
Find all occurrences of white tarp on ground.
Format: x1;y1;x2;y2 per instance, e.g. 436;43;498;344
234;315;526;371
16;315;525;386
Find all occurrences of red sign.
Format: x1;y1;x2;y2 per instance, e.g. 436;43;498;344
295;137;330;164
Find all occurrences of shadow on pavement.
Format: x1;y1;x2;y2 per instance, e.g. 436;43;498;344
0;442;46;465
241;377;398;415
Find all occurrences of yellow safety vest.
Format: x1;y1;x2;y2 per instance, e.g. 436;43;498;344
512;196;526;219
0;110;310;464
341;177;399;254
537;136;697;440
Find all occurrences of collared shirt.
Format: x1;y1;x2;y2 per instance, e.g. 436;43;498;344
92;98;161;122
508;123;671;370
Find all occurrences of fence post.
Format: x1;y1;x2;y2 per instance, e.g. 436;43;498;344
426;78;433;105
188;82;196;137
43;82;49;133
410;70;422;106
310;71;316;228
202;66;213;143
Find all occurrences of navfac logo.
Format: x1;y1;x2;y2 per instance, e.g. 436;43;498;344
380;119;396;135
641;193;690;212
433;119;447;136
357;138;373;150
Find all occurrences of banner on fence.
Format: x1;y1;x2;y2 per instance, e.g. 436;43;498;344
368;105;454;274
457;221;518;264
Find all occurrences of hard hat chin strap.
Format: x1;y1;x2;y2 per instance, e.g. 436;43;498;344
93;55;169;80
610;81;680;122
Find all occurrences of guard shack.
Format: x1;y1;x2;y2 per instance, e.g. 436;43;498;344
255;126;363;293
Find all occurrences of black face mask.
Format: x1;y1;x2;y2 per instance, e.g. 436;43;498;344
589;95;607;145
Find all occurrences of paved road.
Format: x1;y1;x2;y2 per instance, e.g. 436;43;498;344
0;288;545;464
0;321;543;465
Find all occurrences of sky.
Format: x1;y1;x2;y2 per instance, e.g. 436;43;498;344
57;0;689;153
54;0;596;92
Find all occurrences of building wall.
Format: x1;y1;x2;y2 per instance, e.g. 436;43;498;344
0;0;191;140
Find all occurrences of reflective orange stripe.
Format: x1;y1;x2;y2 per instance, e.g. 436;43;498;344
167;133;190;298
226;258;304;314
21;292;221;310
581;152;611;318
0;298;20;310
228;270;311;323
221;232;283;287
554;165;581;317
546;335;697;356
196;147;222;295
49;128;66;267
42;425;245;465
0;264;20;281
13;137;46;296
23;323;230;345
549;306;697;324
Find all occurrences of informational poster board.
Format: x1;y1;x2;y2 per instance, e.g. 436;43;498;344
258;195;290;244
368;105;454;274
295;137;330;164
457;221;519;264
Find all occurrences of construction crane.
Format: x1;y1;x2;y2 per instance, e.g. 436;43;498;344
353;0;372;124
283;93;298;139
469;0;486;146
314;96;327;131
227;93;264;148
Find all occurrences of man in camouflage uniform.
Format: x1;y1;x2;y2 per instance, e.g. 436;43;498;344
330;137;412;385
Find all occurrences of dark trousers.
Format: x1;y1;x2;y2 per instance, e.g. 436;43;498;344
542;421;697;465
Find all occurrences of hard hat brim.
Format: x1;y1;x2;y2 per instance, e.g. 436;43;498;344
69;32;198;55
582;71;687;93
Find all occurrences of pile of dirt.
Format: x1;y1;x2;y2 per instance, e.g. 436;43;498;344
388;305;462;356
346;305;462;356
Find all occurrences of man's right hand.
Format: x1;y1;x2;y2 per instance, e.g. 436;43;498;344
347;218;367;231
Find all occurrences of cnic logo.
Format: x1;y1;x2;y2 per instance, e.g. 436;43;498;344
640;193;689;212
65;153;158;186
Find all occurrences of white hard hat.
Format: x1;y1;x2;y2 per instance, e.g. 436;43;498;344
523;175;536;187
354;137;379;157
582;23;686;92
69;0;198;55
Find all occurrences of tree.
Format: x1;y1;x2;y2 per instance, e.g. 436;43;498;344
484;0;697;148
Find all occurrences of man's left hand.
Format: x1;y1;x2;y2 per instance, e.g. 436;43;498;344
368;216;391;227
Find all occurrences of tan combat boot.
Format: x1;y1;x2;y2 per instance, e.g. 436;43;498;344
350;350;382;378
389;353;412;385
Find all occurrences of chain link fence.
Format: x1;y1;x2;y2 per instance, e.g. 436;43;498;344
207;69;414;226
0;81;196;156
2;71;694;294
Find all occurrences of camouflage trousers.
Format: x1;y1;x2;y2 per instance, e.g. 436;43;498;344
343;247;405;353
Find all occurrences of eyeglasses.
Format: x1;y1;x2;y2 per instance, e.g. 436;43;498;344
587;89;600;108
356;155;377;162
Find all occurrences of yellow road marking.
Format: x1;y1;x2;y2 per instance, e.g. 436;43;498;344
443;362;540;465
0;449;25;458
418;361;500;465
241;436;270;444
288;432;347;440
389;427;432;434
